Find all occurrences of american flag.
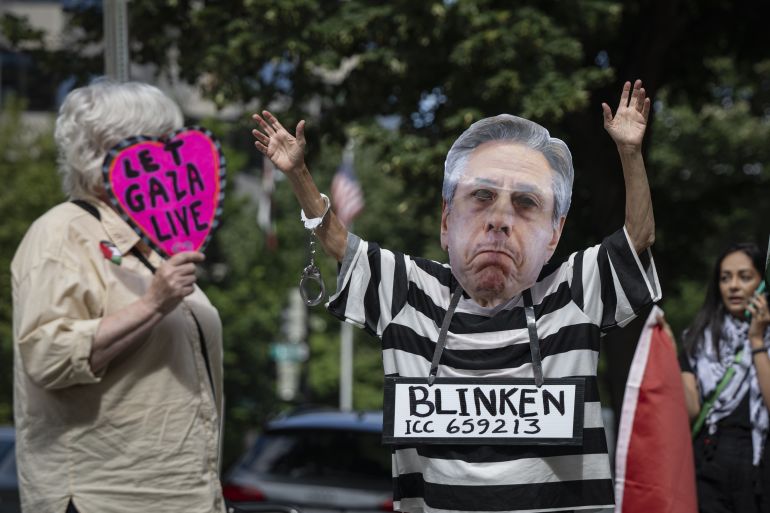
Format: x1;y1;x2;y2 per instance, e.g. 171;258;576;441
331;147;364;228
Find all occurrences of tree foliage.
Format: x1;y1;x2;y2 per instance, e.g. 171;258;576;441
648;57;770;334
0;99;64;423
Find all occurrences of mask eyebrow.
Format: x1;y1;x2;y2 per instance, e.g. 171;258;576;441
467;177;501;188
510;184;546;196
461;177;546;196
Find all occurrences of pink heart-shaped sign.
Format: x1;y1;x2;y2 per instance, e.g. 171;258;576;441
102;127;226;258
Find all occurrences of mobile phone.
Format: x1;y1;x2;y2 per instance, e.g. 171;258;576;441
745;280;768;319
746;237;770;319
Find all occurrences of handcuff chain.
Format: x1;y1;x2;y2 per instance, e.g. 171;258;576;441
298;195;330;307
300;228;326;306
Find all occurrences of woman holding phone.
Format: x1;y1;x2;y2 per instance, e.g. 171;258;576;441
671;242;770;512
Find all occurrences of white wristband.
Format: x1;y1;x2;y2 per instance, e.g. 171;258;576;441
301;193;331;230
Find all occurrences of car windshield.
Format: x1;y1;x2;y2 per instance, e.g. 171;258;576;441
240;428;390;489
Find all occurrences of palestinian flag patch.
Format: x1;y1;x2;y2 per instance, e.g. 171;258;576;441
99;240;122;265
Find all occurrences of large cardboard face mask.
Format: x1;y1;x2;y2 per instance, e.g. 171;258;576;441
102;127;226;258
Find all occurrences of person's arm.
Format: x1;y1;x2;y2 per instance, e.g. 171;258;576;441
747;293;770;411
89;251;204;374
15;250;203;389
602;80;655;254
681;372;701;421
252;111;348;262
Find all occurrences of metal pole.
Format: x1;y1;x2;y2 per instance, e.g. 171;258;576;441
103;0;130;81
337;142;359;412
339;321;354;411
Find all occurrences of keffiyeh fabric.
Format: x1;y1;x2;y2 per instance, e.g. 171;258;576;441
690;314;770;465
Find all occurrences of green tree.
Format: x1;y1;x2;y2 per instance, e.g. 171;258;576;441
3;0;770;463
648;57;770;337
0;99;64;423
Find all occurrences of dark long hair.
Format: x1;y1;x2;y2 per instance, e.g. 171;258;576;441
683;242;765;359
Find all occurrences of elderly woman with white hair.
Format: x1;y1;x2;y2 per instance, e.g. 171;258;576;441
11;80;226;513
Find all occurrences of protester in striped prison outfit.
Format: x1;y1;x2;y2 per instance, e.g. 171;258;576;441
251;79;661;513
328;228;660;512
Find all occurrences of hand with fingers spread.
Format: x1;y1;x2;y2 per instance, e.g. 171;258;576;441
143;251;205;314
252;110;307;174
249;111;349;262
602;79;651;151
602;79;655;253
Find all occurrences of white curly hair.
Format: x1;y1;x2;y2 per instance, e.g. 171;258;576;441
54;79;184;199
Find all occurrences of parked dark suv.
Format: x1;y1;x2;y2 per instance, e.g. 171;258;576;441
223;410;392;513
0;427;20;513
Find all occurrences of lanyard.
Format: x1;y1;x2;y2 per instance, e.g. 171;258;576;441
427;286;464;385
427;285;544;387
523;289;545;387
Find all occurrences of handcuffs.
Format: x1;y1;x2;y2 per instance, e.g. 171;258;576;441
299;193;330;306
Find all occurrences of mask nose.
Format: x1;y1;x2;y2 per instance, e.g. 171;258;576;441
485;201;512;237
486;221;510;236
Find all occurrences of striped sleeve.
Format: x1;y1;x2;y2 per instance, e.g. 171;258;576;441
327;234;410;337
571;226;661;331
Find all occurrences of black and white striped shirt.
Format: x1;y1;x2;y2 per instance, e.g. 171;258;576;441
328;227;660;513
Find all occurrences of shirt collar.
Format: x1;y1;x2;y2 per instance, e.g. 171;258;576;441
85;196;142;256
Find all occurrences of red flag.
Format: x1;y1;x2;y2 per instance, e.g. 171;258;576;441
614;306;698;513
331;147;364;228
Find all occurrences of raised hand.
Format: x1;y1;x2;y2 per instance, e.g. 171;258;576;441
602;79;651;151
252;110;306;173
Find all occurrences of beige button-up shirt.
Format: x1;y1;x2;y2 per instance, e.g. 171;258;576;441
11;199;226;513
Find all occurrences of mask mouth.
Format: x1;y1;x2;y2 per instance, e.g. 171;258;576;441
473;246;515;261
471;249;524;276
